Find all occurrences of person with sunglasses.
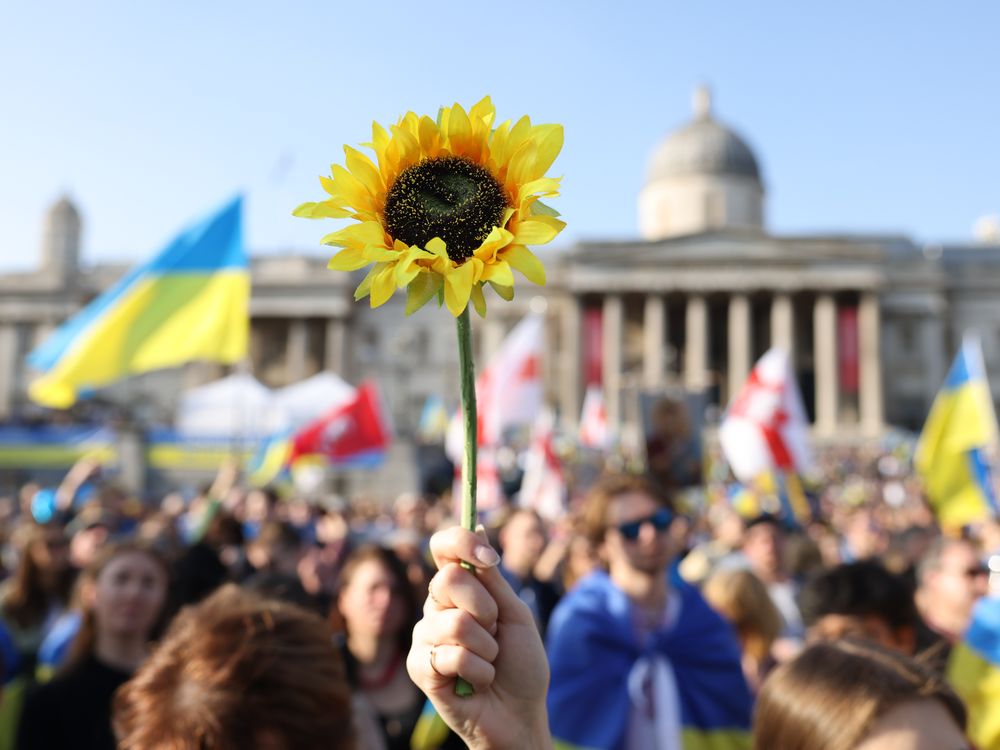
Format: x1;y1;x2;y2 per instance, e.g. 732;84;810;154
915;538;989;650
545;473;752;750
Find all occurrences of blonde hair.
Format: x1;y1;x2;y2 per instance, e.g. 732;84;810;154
752;640;966;750
703;568;782;662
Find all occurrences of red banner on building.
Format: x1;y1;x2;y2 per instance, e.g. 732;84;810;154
838;305;859;394
583;306;603;386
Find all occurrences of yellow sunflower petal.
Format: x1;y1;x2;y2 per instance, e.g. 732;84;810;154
364;245;400;263
502;245;546;286
512;216;566;246
354;264;381;301
320;221;387;248
473;226;515;264
395;247;433;286
328;246;370;271
488;280;515;301
443;261;477;316
529;124;564;179
405;273;443;315
418;115;442;158
292;201;352;219
468;95;496;134
343;145;383;196
470;284;487;317
444;102;475;158
390;124;422;172
480;258;514;287
370;264;398;307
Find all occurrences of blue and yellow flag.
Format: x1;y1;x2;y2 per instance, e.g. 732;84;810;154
948;596;1000;750
28;197;248;409
246;429;293;488
914;335;999;529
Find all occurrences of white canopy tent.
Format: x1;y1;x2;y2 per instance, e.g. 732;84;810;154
176;371;357;440
272;372;355;427
175;373;290;439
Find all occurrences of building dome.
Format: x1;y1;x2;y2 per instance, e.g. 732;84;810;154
638;87;765;240
48;196;81;222
41;194;81;286
646;87;761;184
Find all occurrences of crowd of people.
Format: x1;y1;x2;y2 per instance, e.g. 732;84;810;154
0;439;994;749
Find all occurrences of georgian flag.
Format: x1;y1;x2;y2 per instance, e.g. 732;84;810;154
519;407;566;520
446;313;545;458
578;385;611;449
719;348;812;483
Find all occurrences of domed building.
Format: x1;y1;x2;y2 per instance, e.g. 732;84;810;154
639;87;764;240
546;88;1000;445
3;89;1000;497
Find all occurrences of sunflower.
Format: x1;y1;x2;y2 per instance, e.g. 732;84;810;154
294;96;565;317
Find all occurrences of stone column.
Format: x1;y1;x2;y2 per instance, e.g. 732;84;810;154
602;295;624;427
559;297;582;428
0;325;17;419
814;294;839;436
859;292;883;436
684;294;708;391
771;293;794;356
728;294;751;403
287;319;309;384
325;317;346;375
643;295;666;389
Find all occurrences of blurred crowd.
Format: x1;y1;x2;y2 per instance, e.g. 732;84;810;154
0;439;995;749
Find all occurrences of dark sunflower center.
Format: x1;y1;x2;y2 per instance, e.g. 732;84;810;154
383;156;508;263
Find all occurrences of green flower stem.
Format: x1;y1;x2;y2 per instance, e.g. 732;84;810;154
454;304;477;698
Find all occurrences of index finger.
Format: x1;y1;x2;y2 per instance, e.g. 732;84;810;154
429;526;500;571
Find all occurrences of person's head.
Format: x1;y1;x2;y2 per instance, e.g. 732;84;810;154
581;473;679;581
499;508;547;578
67;507;113;569
799;561;918;655
336;545;418;654
843;508;888;561
248;521;303;576
753;640;968;750
114;584;354;750
917;537;988;634
66;540;170;670
703;568;782;662
742;514;786;583
246;487;280;523
3;524;73;628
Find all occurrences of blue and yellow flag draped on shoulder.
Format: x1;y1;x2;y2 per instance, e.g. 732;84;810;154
914;334;1000;529
947;596;1000;750
546;571;752;750
28;197;249;409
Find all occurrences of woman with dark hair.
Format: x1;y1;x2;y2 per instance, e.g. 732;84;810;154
336;544;461;750
16;540;169;750
0;524;75;676
753;640;970;750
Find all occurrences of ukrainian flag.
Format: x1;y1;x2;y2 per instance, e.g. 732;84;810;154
914;335;1000;528
947;596;1000;750
246;429;293;487
28;197;249;409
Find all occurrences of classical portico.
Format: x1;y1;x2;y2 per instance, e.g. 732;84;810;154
555;234;888;439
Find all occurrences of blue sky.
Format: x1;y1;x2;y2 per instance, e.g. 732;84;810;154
1;1;997;271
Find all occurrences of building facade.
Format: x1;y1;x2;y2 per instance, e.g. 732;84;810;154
2;88;999;452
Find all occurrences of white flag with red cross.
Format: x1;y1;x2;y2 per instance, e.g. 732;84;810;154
719;348;813;483
446;313;545;460
578;385;611;449
520;407;567;521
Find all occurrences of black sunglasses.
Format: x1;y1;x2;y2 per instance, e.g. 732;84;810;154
616;508;674;541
